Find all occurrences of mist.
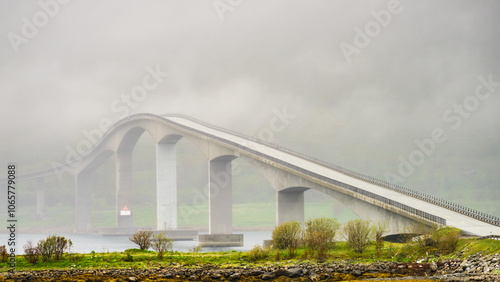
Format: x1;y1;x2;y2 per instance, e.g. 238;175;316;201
1;0;499;218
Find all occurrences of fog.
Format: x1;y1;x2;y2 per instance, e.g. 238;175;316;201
1;1;499;216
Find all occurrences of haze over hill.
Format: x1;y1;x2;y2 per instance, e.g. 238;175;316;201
1;0;499;224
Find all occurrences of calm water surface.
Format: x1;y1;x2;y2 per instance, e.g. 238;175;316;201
3;231;272;254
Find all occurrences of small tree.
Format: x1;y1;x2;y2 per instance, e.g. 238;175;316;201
272;221;302;257
304;217;341;258
372;221;389;256
37;235;57;262
151;232;173;259
54;236;72;261
0;245;8;263
129;230;154;250
343;219;372;253
23;240;40;265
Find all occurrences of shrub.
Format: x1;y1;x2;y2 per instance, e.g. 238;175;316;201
37;236;57;262
23;240;40;265
0;245;8;263
304;217;340;258
272;221;303;257
372;221;389;256
343;219;372;253
129;230;154;250
54;236;72;261
151;232;173;259
189;245;202;253
434;227;460;254
248;244;270;262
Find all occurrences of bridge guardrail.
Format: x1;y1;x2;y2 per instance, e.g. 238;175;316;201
162;114;500;228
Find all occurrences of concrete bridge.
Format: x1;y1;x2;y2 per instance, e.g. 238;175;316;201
2;113;500;238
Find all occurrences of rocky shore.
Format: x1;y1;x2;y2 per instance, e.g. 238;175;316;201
1;253;499;281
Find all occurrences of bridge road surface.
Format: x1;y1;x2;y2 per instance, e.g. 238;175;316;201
164;116;500;237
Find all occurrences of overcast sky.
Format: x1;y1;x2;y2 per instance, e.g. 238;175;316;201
1;1;499;210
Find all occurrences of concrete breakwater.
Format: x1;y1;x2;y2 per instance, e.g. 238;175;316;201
2;255;500;282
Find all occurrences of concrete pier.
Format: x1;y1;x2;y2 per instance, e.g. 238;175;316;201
116;151;133;227
276;187;307;225
209;156;235;234
156;137;180;230
75;173;92;232
198;234;244;247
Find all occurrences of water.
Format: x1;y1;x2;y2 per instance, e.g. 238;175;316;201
2;231;272;255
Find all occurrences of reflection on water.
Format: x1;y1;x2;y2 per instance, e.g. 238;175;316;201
4;231;272;254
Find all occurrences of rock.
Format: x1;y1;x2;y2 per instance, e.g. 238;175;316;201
272;269;286;277
189;275;198;281
248;270;264;276
127;277;138;282
430;261;438;271
261;272;275;280
229;272;241;280
309;271;320;282
352;270;363;276
286;268;303;277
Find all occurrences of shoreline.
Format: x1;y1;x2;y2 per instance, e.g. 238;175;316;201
2;259;499;281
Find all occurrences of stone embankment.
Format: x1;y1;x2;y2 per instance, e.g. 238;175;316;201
1;253;499;281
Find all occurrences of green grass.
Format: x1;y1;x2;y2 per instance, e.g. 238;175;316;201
2;237;500;273
455;238;500;257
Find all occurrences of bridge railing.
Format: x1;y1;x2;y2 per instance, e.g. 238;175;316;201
162;114;500;228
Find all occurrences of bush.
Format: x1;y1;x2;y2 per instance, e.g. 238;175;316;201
151;232;173;259
248;244;270;261
23;240;40;265
37;236;56;262
272;221;302;257
438;228;460;254
54;236;72;261
0;245;8;263
304;217;340;258
403;225;460;257
36;235;72;262
343;219;372;253
372;221;389;256
129;230;154;250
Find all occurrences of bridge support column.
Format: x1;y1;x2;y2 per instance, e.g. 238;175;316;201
276;188;306;225
156;142;177;230
116;151;133;227
36;178;45;216
75;173;92;232
209;158;233;234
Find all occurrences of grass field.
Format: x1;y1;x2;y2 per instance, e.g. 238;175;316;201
4;237;500;272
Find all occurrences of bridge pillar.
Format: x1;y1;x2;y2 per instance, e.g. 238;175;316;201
36;178;45;216
156;142;177;230
209;157;235;234
276;188;306;225
75;173;92;232
116;151;133;227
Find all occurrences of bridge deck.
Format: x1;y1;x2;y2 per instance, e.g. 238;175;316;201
165;116;500;237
